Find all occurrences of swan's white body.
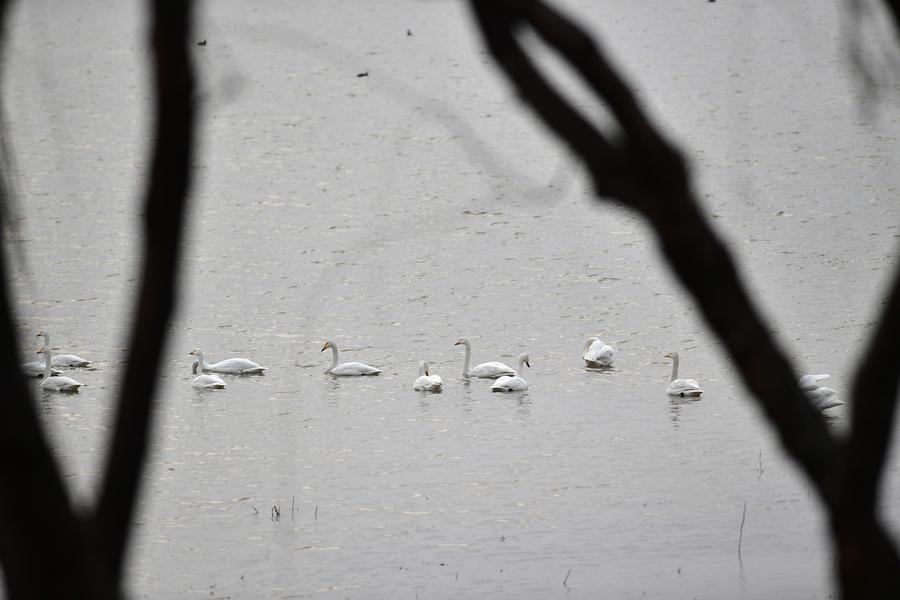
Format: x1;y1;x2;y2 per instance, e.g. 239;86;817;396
22;360;60;378
413;360;443;392
190;350;266;374
36;347;83;392
799;374;842;411
491;353;530;392
583;337;614;368
799;373;830;391
664;352;702;397
192;373;226;389
36;330;90;367
454;338;515;379
322;340;381;376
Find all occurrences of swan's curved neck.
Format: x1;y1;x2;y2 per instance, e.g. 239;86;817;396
461;341;471;377
670;355;679;382
39;331;50;347
583;339;594;354
418;361;426;377
196;351;208;372
329;343;339;369
517;355;528;373
42;349;52;379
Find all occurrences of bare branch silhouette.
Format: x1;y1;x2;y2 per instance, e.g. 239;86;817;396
0;1;115;597
469;1;900;595
93;0;196;588
469;0;840;500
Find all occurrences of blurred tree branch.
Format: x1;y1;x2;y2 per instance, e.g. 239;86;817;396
468;0;900;596
93;0;197;588
0;0;196;597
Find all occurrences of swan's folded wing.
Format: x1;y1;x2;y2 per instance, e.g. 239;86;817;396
333;361;381;376
471;361;515;378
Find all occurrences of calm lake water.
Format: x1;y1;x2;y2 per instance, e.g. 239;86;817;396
5;0;900;598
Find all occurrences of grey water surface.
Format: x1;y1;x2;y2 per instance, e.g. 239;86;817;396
5;0;900;598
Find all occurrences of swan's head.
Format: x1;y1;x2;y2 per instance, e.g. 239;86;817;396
519;353;531;369
321;340;334;352
189;349;201;357
36;330;46;338
664;352;679;360
454;338;468;347
36;346;48;355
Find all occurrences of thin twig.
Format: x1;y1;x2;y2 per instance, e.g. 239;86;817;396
738;502;747;558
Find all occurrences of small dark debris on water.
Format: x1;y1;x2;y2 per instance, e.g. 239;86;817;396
271;505;281;521
357;71;369;78
563;569;572;588
197;39;207;46
407;29;413;36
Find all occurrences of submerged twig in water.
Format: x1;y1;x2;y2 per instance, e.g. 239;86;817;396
271;505;281;521
758;450;764;479
314;505;318;520
738;502;747;558
563;569;572;588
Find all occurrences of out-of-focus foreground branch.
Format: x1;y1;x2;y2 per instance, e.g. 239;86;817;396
0;0;196;597
468;1;900;597
93;0;197;589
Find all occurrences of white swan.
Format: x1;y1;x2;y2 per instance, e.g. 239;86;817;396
413;360;443;392
321;340;381;376
36;330;90;367
664;352;703;397
36;347;83;392
799;374;842;411
21;360;60;378
189;349;266;374
454;338;515;379
583;336;614;368
192;373;226;389
799;373;830;391
491;353;530;392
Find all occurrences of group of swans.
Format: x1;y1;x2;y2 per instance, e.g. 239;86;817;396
312;337;531;393
313;337;840;410
189;349;267;389
454;338;530;392
20;330;91;392
25;327;840;411
22;330;90;378
661;351;840;412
